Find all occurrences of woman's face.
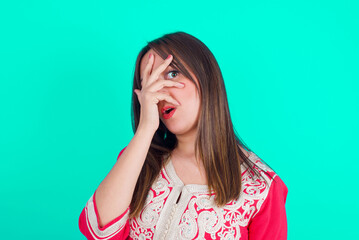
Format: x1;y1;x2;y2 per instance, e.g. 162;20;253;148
139;49;201;137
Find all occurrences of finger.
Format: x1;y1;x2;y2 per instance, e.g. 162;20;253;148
147;54;173;85
134;89;141;102
154;92;180;106
142;53;154;87
148;80;185;92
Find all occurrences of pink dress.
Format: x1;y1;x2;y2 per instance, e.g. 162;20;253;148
79;147;288;239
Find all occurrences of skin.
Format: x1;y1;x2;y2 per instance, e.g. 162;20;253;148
93;48;251;228
137;49;207;185
95;50;206;227
136;49;250;185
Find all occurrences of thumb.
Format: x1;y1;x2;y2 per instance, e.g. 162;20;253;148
134;89;141;100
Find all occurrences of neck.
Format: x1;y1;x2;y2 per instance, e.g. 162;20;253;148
173;128;199;161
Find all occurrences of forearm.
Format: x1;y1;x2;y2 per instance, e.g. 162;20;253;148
95;125;154;227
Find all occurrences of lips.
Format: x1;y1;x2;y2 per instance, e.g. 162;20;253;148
161;106;176;119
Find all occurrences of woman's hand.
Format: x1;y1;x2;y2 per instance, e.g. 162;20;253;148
134;54;184;134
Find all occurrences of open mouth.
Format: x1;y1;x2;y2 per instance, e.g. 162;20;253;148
162;106;176;119
165;108;174;114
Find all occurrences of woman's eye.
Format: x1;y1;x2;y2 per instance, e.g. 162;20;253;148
166;70;179;79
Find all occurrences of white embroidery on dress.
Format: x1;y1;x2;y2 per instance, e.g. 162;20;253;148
175;157;274;239
128;153;275;240
86;195;129;239
129;172;173;239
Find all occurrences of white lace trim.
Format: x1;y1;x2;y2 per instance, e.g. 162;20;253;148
85;194;129;239
127;152;275;240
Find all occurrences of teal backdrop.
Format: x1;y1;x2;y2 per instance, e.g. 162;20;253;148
1;0;358;239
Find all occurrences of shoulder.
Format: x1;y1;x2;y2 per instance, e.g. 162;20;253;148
241;152;288;199
245;156;288;238
245;152;280;181
242;153;288;217
221;152;288;227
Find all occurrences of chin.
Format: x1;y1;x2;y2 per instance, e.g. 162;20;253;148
164;126;182;135
163;122;197;136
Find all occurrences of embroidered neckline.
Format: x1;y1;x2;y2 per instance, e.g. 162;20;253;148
163;152;257;194
164;157;209;193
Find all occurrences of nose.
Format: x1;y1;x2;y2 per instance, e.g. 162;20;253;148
158;86;172;107
158;84;176;109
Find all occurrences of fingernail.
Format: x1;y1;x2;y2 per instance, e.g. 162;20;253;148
166;54;172;60
149;53;152;59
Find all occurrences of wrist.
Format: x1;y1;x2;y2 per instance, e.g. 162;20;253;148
136;122;157;138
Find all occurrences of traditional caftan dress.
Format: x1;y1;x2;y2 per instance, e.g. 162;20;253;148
79;147;288;240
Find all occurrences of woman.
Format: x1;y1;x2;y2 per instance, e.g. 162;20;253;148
79;31;288;240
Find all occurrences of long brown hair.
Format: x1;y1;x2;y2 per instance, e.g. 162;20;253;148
129;31;274;219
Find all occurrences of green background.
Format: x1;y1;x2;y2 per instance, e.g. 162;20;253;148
1;0;358;239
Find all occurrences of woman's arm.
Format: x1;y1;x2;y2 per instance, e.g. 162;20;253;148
89;53;180;228
78;185;130;240
78;52;181;239
94;125;155;227
78;126;155;240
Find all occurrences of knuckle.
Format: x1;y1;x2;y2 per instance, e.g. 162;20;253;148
146;77;153;83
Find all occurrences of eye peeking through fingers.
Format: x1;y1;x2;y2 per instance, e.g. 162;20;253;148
165;70;179;80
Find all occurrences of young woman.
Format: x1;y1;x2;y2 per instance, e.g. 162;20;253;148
79;31;288;240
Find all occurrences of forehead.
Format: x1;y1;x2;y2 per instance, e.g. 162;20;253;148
139;49;200;86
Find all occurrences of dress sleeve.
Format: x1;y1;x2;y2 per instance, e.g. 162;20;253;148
248;174;288;240
78;147;131;240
